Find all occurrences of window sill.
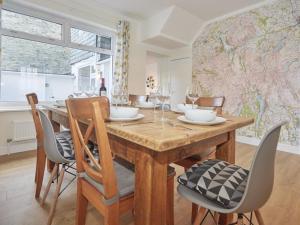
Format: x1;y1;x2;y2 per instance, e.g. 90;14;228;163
0;106;32;112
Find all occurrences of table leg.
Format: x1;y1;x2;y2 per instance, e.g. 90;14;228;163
216;130;235;225
134;151;168;225
47;110;60;172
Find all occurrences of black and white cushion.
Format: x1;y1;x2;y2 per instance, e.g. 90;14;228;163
177;159;249;209
55;131;75;160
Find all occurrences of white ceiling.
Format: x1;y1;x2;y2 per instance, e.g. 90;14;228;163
92;0;265;20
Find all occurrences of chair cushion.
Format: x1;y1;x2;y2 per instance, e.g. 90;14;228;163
177;159;249;209
81;160;135;198
55;131;75;160
55;131;100;161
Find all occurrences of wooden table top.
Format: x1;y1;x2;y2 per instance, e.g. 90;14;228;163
43;105;254;152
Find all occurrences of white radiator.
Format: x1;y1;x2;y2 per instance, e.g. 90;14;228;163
11;120;36;142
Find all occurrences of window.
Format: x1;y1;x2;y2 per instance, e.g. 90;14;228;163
71;28;96;47
0;2;115;102
2;10;62;40
97;36;112;50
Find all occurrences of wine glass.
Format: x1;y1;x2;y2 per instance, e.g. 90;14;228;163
158;85;171;122
149;87;160;114
73;90;82;98
111;84;120;108
186;85;199;109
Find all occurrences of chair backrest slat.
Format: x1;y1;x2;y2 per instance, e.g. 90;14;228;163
67;97;118;199
186;96;225;114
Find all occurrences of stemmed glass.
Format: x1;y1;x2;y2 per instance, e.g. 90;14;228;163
73;90;82;98
158;85;171;122
149;87;160;114
186;85;199;109
111;84;121;108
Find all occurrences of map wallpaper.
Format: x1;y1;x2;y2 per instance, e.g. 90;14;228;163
193;0;300;147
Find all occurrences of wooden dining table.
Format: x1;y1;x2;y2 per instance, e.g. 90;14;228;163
43;104;254;225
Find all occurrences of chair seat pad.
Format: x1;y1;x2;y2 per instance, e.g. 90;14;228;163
82;160;135;198
177;159;249;209
55;131;75;160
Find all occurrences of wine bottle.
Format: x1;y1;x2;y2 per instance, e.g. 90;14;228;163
99;78;107;96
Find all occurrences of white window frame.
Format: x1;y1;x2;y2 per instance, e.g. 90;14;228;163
1;1;116;55
0;1;116;102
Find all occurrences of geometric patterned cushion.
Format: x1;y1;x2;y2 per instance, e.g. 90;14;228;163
177;159;249;209
55;130;75;160
55;131;100;161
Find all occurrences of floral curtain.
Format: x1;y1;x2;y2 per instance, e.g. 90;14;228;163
113;20;130;97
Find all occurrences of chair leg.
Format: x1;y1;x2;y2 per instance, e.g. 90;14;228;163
35;146;47;198
237;214;243;225
193;207;207;225
191;203;199;224
254;210;265;225
35;153;38;183
41;164;58;206
76;179;88;225
166;176;174;225
47;166;65;225
214;212;220;224
104;202;119;225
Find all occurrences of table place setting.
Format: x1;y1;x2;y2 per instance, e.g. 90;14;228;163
135;101;159;109
177;108;227;126
53;100;66;108
109;106;145;122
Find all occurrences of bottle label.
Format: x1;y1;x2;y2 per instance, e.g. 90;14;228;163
100;91;107;96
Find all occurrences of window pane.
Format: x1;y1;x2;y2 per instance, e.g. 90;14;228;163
71;28;96;47
97;36;112;50
2;10;62;40
1;36;71;74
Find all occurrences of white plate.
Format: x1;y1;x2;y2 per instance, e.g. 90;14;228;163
109;114;144;122
136;104;160;109
54;104;66;108
171;108;184;114
177;116;227;125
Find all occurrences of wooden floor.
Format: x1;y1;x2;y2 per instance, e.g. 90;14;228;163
0;143;300;225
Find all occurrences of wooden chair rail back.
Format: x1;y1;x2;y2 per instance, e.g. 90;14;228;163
128;94;148;105
66;97;118;199
66;96;110;121
186;96;225;114
26;93;43;142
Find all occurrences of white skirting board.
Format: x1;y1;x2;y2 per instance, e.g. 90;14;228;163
0;140;36;156
237;136;300;155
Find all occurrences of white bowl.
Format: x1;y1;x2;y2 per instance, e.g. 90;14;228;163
185;109;216;122
55;100;65;106
177;104;197;112
110;107;139;118
138;101;154;107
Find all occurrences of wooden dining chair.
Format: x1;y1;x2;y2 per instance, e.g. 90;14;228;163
175;96;225;222
128;94;148;106
67;97;135;225
188;96;225;115
66;97;175;225
26;93;46;198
